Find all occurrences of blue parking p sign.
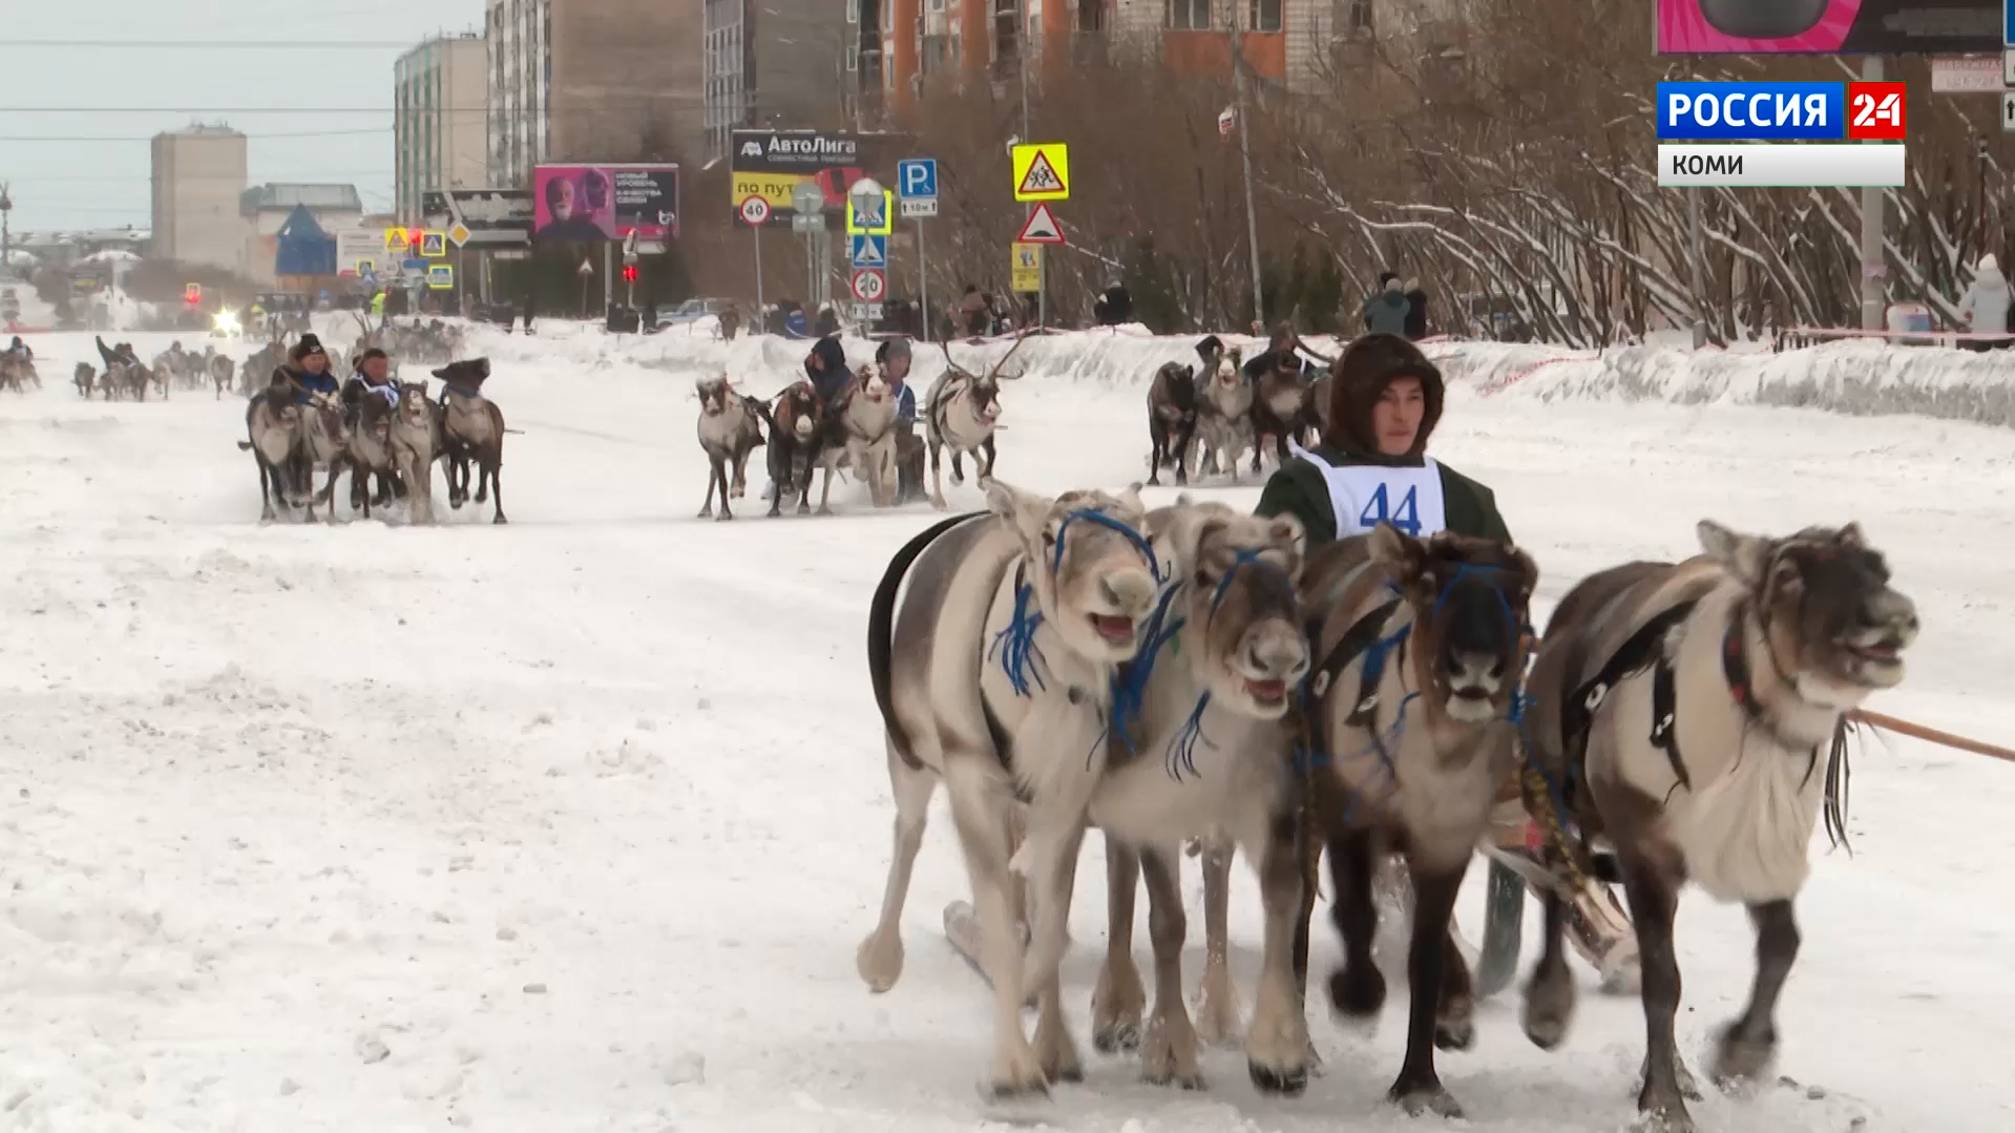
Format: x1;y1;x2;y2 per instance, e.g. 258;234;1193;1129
898;158;938;201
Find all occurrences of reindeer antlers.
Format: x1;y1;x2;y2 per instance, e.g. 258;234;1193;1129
984;330;1032;383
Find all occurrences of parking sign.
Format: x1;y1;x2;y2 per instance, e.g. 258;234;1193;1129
897;158;939;202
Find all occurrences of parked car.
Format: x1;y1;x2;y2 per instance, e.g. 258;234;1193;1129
654;298;736;326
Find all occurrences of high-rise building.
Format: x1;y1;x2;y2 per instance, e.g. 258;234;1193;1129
869;0;1391;112
487;0;706;187
703;0;861;160
149;125;248;273
395;33;490;224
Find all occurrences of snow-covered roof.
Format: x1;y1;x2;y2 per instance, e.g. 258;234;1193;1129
80;249;142;264
242;183;364;215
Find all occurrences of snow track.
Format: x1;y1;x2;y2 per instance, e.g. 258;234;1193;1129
0;324;2010;1131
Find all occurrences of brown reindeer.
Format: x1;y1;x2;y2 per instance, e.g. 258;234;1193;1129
1145;361;1200;486
1297;525;1539;1119
74;362;96;399
921;335;1026;509
696;375;766;521
765;381;826;517
1517;521;1917;1132
436;358;508;524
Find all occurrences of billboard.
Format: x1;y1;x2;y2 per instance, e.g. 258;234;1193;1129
1656;0;2002;54
729;130;899;226
333;229;381;277
422;188;535;247
533;165;681;243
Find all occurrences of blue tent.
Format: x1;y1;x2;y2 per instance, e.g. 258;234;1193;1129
273;204;336;277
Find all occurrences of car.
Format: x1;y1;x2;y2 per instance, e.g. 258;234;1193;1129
654;298;736;326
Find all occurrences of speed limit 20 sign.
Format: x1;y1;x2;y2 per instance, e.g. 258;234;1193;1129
738;195;771;227
850;268;887;302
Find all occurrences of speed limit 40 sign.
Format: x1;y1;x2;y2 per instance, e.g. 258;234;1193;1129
738;195;771;227
850;268;887;302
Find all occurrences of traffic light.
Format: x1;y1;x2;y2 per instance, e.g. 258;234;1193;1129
622;264;639;284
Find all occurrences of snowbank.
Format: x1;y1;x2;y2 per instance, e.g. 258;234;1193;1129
453;321;2015;430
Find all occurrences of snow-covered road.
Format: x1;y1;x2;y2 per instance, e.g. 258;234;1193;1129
1;325;2011;1132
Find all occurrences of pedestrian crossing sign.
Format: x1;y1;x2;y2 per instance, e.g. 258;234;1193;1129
1011;143;1070;202
849;233;887;267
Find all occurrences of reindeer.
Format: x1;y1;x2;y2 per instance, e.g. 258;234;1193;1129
390;383;444;524
298;395;352;525
814;361;900;513
1;355;40;392
1517;521;1917;1133
209;352;234;400
238;378;306;521
348;390;402;520
858;482;1170;1097
1144;362;1200;487
73;363;96;399
764;382;825;517
696;375;767;521
921;336;1025;510
1249;365;1313;473
1085;502;1316;1094
1195;348;1254;481
1297;524;1539;1119
436;358;509;524
121;360;152;402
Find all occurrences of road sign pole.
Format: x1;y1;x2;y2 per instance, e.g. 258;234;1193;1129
754;222;765;313
918;218;930;344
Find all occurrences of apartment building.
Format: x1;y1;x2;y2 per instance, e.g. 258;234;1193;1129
703;0;862;160
394;33;490;224
149;125;248;273
487;0;706;186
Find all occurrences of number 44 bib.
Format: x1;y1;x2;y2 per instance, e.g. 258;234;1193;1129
1288;441;1447;538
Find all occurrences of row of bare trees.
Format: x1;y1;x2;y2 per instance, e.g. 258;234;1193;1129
674;0;2015;346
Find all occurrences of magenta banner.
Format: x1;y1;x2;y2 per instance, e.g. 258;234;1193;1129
1656;0;2001;55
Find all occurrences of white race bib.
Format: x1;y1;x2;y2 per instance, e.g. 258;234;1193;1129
1289;441;1447;539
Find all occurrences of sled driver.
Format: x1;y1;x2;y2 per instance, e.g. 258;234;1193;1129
873;336;923;503
1254;332;1639;993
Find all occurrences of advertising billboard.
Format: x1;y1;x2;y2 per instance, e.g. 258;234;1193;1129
1656;0;2002;54
533;165;681;243
729;130;899;226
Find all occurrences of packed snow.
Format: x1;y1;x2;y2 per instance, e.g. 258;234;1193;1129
1;322;2011;1132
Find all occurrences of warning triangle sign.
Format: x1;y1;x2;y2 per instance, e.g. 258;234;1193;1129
1017;203;1066;245
1018;152;1066;197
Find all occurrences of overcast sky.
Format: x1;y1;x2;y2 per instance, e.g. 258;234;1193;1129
2;0;484;235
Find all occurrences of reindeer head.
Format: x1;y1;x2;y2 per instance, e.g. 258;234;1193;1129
1698;520;1917;700
396;383;433;430
697;376;733;417
1167;504;1310;717
988;480;1162;664
1371;525;1538;725
775;382;824;442
1216;348;1244;391
857;362;889;404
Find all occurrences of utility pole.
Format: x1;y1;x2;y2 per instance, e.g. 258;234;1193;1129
1857;55;1887;332
1018;4;1044;330
1228;4;1264;330
0;183;12;271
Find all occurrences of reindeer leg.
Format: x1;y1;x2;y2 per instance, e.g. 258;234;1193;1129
816;455;836;517
944;772;1045;1098
1621;853;1695;1132
475;455;491;503
1388;861;1468;1118
256;458;277;522
1091;838;1145;1053
1173;420;1195;486
1029;822;1087;1086
1193;839;1243;1047
981;435;998;483
949;449;965;486
1712;899;1798;1090
928;440;947;511
1327;828;1386;1019
700;457;720;519
1437;915;1479;1051
1243;800;1313;1096
857;740;935;992
488;461;508;525
1147;422;1165;487
1523;884;1579;1050
1137;844;1203;1089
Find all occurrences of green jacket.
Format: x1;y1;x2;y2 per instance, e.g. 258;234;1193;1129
1254;443;1512;546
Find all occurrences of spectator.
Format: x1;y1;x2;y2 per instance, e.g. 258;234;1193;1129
1960;254;2010;351
1363;275;1411;337
1403;278;1429;340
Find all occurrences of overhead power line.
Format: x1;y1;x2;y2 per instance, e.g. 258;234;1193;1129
0;128;394;142
0;39;425;49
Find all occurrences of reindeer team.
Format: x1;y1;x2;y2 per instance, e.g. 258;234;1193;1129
20;308;1924;1129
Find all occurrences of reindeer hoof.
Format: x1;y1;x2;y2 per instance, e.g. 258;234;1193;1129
493;515;509;525
1328;962;1385;1019
1093;1021;1140;1054
699;506;713;518
1435;1017;1476;1051
1175;471;1188;486
816;506;832;517
1391;1080;1464;1119
715;511;733;523
1248;1059;1307;1097
1711;1023;1777;1088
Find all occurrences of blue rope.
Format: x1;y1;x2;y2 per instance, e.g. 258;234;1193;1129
986;582;1048;698
1166;692;1214;781
1209;548;1265;617
1106;582;1187;757
1052;507;1165;584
